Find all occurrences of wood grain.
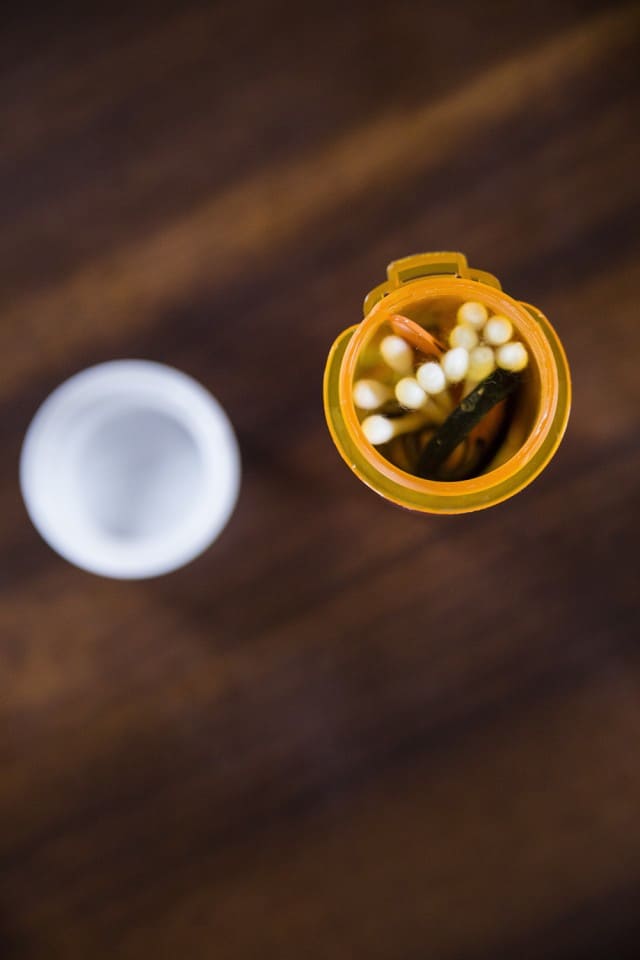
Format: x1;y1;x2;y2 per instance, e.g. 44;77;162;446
1;3;640;957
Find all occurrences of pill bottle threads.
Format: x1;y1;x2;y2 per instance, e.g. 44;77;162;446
323;253;571;514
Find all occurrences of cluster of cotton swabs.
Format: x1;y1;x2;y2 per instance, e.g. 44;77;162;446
355;301;529;448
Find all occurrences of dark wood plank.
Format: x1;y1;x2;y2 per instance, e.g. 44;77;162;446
1;3;640;958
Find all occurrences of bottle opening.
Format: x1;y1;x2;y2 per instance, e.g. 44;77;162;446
20;360;241;577
350;292;539;483
75;406;205;541
326;269;570;514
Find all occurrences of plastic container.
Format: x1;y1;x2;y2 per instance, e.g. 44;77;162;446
20;361;241;577
324;252;571;513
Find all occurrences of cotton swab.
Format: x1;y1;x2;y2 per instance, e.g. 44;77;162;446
415;361;453;414
496;341;529;372
462;344;496;395
449;324;479;351
395;377;428;410
442;347;469;384
467;345;496;382
361;412;427;446
484;316;513;346
353;379;394;411
395;377;447;425
416;361;447;396
380;335;414;374
457;301;488;330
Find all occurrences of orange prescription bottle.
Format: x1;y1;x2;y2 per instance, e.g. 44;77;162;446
323;252;571;514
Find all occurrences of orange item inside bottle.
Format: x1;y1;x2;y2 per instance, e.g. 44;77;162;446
389;314;445;357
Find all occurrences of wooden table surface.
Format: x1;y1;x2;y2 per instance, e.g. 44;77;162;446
1;3;640;958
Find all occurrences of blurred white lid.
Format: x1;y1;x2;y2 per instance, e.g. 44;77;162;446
20;360;241;578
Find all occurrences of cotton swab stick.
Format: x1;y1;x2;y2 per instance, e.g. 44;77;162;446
353;379;394;411
361;412;426;446
463;344;496;396
457;301;488;330
423;398;447;425
496;341;529;372
380;335;414;374
484;315;513;346
442;347;469;384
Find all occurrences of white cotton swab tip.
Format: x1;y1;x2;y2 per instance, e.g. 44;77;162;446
484;316;513;346
457;301;488;330
380;335;414;374
449;324;479;351
352;379;393;411
416;361;447;396
442;347;469;383
361;415;395;445
496;341;529;372
361;412;425;446
467;345;496;383
395;377;427;410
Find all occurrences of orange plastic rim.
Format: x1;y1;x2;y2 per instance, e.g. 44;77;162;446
326;275;571;514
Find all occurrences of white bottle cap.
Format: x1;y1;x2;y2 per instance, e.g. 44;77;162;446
20;360;241;579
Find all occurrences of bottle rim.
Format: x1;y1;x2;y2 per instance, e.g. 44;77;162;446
328;276;571;513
